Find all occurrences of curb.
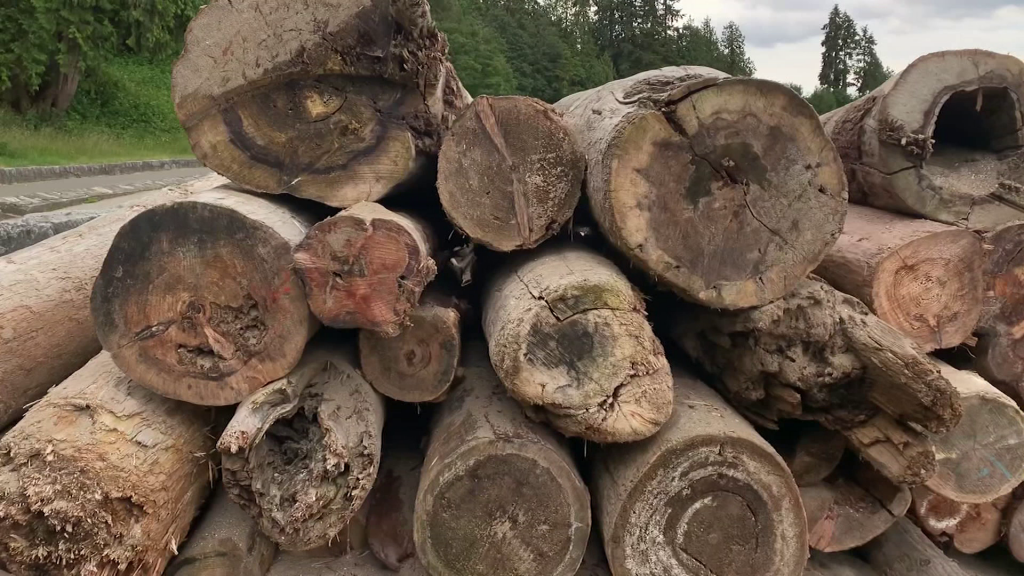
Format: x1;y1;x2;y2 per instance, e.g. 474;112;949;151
0;158;202;185
0;174;206;215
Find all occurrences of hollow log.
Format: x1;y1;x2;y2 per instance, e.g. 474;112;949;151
438;95;585;251
814;205;984;351
165;486;277;576
805;463;911;552
0;352;215;575
821;49;1024;231
911;486;1012;554
804;551;877;576
172;0;470;207
779;424;848;486
483;244;673;443
1008;492;1024;562
414;343;591;576
594;366;807;576
218;337;385;551
367;447;421;571
862;517;969;576
293;202;436;336
973;222;1024;403
553;66;847;309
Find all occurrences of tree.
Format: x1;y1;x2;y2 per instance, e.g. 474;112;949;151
806;86;854;114
818;5;859;95
853;25;890;95
720;21;755;77
785;83;804;97
676;17;725;71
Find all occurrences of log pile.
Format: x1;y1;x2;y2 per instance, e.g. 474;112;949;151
0;2;1022;572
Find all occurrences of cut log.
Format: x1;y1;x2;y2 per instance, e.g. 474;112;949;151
483;244;673;443
779;423;848;486
974;222;1024;403
554;66;847;309
1008;493;1024;562
927;360;1024;503
911;486;1011;554
437;95;585;251
165;486;277;576
814;205;984;351
172;0;470;207
0;209;104;256
594;366;807;576
805;464;911;552
804;551;877;576
0;176;221;429
862;517;969;576
91;188;317;406
218;337;385;551
367;447;421;571
293;202;436;336
0;352;215;575
821;49;1024;231
414;343;591;576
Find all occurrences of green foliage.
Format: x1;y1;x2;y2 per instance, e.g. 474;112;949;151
818;4;859;93
805;86;854;114
784;83;805;97
719;21;755;77
853;26;889;95
67;55;182;135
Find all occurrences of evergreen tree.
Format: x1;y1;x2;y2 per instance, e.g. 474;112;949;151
720;21;755;76
818;4;859;94
676;17;725;70
853;25;889;95
784;83;804;97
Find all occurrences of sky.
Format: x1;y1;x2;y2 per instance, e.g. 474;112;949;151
684;0;1024;92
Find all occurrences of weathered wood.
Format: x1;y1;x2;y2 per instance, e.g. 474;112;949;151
862;517;970;576
367;447;421;571
0;209;104;256
821;49;1024;230
165;486;277;576
172;0;470;207
779;424;848;486
91;188;317;406
554;66;847;309
0;353;215;575
815;205;984;351
1008;491;1024;562
0;176;221;429
218;338;385;551
804;551;877;576
293;202;436;336
947;549;1023;576
594;366;807;576
911;486;1012;554
805;464;911;552
438;95;585;251
483;244;673;443
842;414;938;487
414;343;591;576
973;222;1024;403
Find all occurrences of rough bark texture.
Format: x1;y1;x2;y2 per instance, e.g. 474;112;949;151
218;338;385;551
91;188;317;406
862;517;970;576
821;49;1024;231
554;66;847;309
814;205;984;351
594;367;807;576
974;222;1024;402
804;551;877;576
483;244;673;443
172;0;470;207
911;487;1012;554
438;95;585;251
780;425;848;486
0;210;104;257
805;463;911;552
293;202;436;336
367;447;421;571
0;177;222;430
414;343;591;576
165;486;277;576
0;353;215;576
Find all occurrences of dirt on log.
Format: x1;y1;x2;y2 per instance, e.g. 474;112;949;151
974;221;1024;403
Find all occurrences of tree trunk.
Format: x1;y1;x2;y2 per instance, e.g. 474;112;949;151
779;424;848;486
926;360;1024;503
911;487;1012;554
165;486;277;576
414;343;591;576
1008;492;1024;562
0;176;220;430
483;244;673;443
218;337;385;551
293;202;436;336
553;66;848;309
91;188;318;406
821;49;1024;231
594;366;807;576
805;463;911;553
804;551;877;576
973;222;1024;403
172;0;470;207
814;205;984;352
437;95;585;251
861;517;969;576
0;353;215;575
367;447;422;572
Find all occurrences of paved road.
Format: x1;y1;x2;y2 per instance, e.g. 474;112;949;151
0;167;212;198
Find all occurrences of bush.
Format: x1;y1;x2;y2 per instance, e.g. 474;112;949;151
67;55;182;138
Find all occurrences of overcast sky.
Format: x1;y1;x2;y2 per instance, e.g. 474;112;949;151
684;1;1024;92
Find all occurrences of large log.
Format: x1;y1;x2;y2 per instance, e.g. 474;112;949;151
821;49;1024;230
553;66;847;309
91;188;317;406
805;463;911;552
172;0;470;207
483;244;673;443
974;222;1024;402
414;344;592;576
0;176;221;429
437;95;585;251
814;205;984;351
0;353;215;575
862;517;969;576
911;487;1012;554
218;338;385;551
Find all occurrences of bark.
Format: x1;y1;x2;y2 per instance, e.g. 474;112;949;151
367;447;421;571
483;244;673;443
553;66;847;309
293;202;436;336
861;517;969;576
814;205;984;352
172;0;470;207
779;424;848;486
0;353;215;575
218;337;385;551
414;343;591;576
437;95;585;251
973;222;1024;403
911;487;1012;554
0;176;220;430
821;49;1024;230
594;366;807;576
805;463;911;553
804;551;877;576
91;188;318;406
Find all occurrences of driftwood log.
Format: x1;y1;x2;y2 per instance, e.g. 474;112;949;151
554;66;847;309
861;517;969;576
172;0;470;207
974;221;1024;402
911;487;1012;554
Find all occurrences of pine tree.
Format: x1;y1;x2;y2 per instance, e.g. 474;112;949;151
818;4;859;94
676;17;725;70
853;25;889;95
720;21;755;77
